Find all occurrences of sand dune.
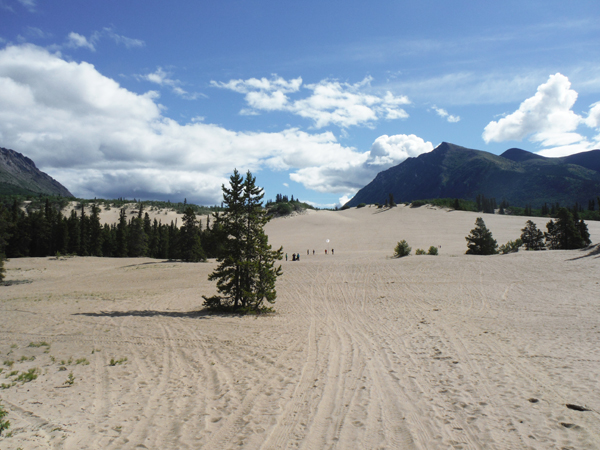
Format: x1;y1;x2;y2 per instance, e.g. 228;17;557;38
1;206;599;449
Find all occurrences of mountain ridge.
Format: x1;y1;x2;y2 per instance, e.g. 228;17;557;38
0;147;74;197
346;142;600;208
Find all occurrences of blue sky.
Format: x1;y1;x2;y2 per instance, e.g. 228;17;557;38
1;0;600;206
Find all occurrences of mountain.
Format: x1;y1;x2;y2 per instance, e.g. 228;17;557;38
0;147;74;197
345;142;600;208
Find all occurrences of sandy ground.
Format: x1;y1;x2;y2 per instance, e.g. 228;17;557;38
1;206;600;449
60;202;205;228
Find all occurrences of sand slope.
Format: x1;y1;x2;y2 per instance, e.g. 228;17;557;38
1;206;599;449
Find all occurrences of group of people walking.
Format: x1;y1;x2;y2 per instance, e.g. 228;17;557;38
285;248;335;261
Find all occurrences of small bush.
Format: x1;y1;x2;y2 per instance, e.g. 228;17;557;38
427;246;439;255
75;358;89;365
28;341;50;348
0;401;10;436
499;238;523;254
394;240;411;258
64;373;75;386
109;357;127;366
3;360;14;367
16;368;40;383
415;248;426;255
357;203;366;208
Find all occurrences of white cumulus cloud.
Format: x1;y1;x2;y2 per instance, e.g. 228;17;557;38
482;73;600;156
290;134;433;200
1;44;402;203
212;75;410;129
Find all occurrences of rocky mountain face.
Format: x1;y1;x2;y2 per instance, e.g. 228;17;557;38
345;142;600;208
0;147;73;197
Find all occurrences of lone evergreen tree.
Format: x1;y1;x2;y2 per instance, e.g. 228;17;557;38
204;169;283;312
465;217;498;255
520;220;545;250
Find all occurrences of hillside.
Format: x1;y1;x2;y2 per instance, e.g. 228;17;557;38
0;147;73;197
346;142;600;208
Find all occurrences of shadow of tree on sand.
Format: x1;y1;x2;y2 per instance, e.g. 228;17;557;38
567;244;600;261
73;309;218;319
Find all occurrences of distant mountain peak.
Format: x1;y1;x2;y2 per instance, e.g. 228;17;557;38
0;146;74;197
346;143;600;208
500;148;545;162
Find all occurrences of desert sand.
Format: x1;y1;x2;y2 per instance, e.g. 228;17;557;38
1;205;600;449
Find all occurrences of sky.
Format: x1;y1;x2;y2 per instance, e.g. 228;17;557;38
1;0;600;207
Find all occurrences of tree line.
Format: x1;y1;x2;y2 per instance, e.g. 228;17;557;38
0;199;229;262
465;207;591;255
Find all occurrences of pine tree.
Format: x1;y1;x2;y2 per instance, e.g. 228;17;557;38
520;220;545;250
89;204;103;256
389;193;396;207
180;207;206;262
115;208;128;257
545;208;590;249
158;222;170;259
128;215;148;257
465;217;498;255
0;204;10;283
66;210;80;255
205;169;283;311
79;204;90;256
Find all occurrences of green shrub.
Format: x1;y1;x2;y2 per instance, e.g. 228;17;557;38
109;357;127;366
415;248;426;255
394;240;411;258
357;203;366;208
16;368;39;383
499;238;523;254
64;373;75;386
0;401;9;436
427;246;439;255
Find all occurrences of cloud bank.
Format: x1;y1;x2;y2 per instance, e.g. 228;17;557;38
212;75;410;129
0;44;427;204
482;73;600;156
